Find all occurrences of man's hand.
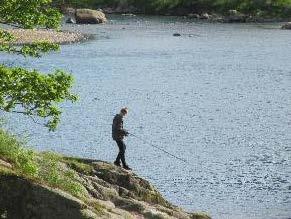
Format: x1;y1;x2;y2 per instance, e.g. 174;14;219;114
124;130;129;136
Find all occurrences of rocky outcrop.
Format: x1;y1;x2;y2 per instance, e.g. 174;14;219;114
224;10;248;23
282;22;291;29
75;9;107;24
0;158;211;219
0;174;96;219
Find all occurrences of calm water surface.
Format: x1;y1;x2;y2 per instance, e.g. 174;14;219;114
1;16;291;219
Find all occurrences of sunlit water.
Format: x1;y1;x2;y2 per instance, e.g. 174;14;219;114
1;16;291;219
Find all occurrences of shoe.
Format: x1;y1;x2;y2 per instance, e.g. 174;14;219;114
123;165;132;171
114;161;121;167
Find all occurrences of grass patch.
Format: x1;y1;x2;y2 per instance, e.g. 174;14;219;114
38;151;88;198
0;129;87;199
63;157;94;175
0;129;38;177
191;212;211;219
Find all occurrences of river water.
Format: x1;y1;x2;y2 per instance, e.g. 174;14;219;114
1;16;291;219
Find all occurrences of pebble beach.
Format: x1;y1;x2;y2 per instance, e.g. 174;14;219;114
5;28;88;44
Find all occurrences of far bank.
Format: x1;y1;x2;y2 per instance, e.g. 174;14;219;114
53;0;291;23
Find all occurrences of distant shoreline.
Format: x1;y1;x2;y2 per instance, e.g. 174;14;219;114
5;28;92;45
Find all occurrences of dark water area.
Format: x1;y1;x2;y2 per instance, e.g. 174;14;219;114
1;16;291;219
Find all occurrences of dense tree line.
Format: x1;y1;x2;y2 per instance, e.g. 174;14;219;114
53;0;291;17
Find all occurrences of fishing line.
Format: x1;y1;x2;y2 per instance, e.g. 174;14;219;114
129;132;201;207
128;133;189;164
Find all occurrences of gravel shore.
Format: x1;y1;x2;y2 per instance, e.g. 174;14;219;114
6;29;88;45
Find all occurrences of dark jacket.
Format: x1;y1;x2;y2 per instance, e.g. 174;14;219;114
112;114;127;141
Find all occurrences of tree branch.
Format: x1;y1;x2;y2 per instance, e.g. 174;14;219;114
10;110;27;114
10;110;46;126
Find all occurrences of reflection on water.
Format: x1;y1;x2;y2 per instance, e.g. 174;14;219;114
1;16;291;219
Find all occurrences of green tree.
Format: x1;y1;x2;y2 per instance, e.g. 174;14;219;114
0;0;78;131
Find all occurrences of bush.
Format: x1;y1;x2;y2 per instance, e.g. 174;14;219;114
0;129;38;177
0;129;87;198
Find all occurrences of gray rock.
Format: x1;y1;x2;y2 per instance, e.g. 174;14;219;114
228;9;238;16
226;15;247;23
66;17;76;24
0;175;95;219
282;22;291;29
187;13;200;19
76;9;107;24
0;159;12;169
200;13;210;19
173;33;181;37
224;10;248;23
62;7;76;15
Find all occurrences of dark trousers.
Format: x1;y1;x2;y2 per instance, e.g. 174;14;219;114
115;140;127;166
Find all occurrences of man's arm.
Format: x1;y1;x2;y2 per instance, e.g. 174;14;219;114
114;116;128;136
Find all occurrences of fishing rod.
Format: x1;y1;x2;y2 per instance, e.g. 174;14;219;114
128;133;188;164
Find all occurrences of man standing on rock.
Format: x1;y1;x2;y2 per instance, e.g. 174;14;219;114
112;107;131;170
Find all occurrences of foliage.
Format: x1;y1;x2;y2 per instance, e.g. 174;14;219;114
0;0;78;131
0;129;87;198
0;0;62;57
0;0;62;29
0;65;77;131
0;129;38;177
53;0;291;16
211;0;291;15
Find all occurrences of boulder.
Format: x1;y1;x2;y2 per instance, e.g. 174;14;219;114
187;13;200;19
282;22;291;29
173;33;181;37
75;9;107;24
66;17;76;24
228;9;238;16
61;7;75;15
226;15;247;23
200;13;210;19
225;10;248;23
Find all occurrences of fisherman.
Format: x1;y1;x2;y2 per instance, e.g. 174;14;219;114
112;107;131;170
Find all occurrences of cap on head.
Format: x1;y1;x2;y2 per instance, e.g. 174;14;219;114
120;107;128;115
